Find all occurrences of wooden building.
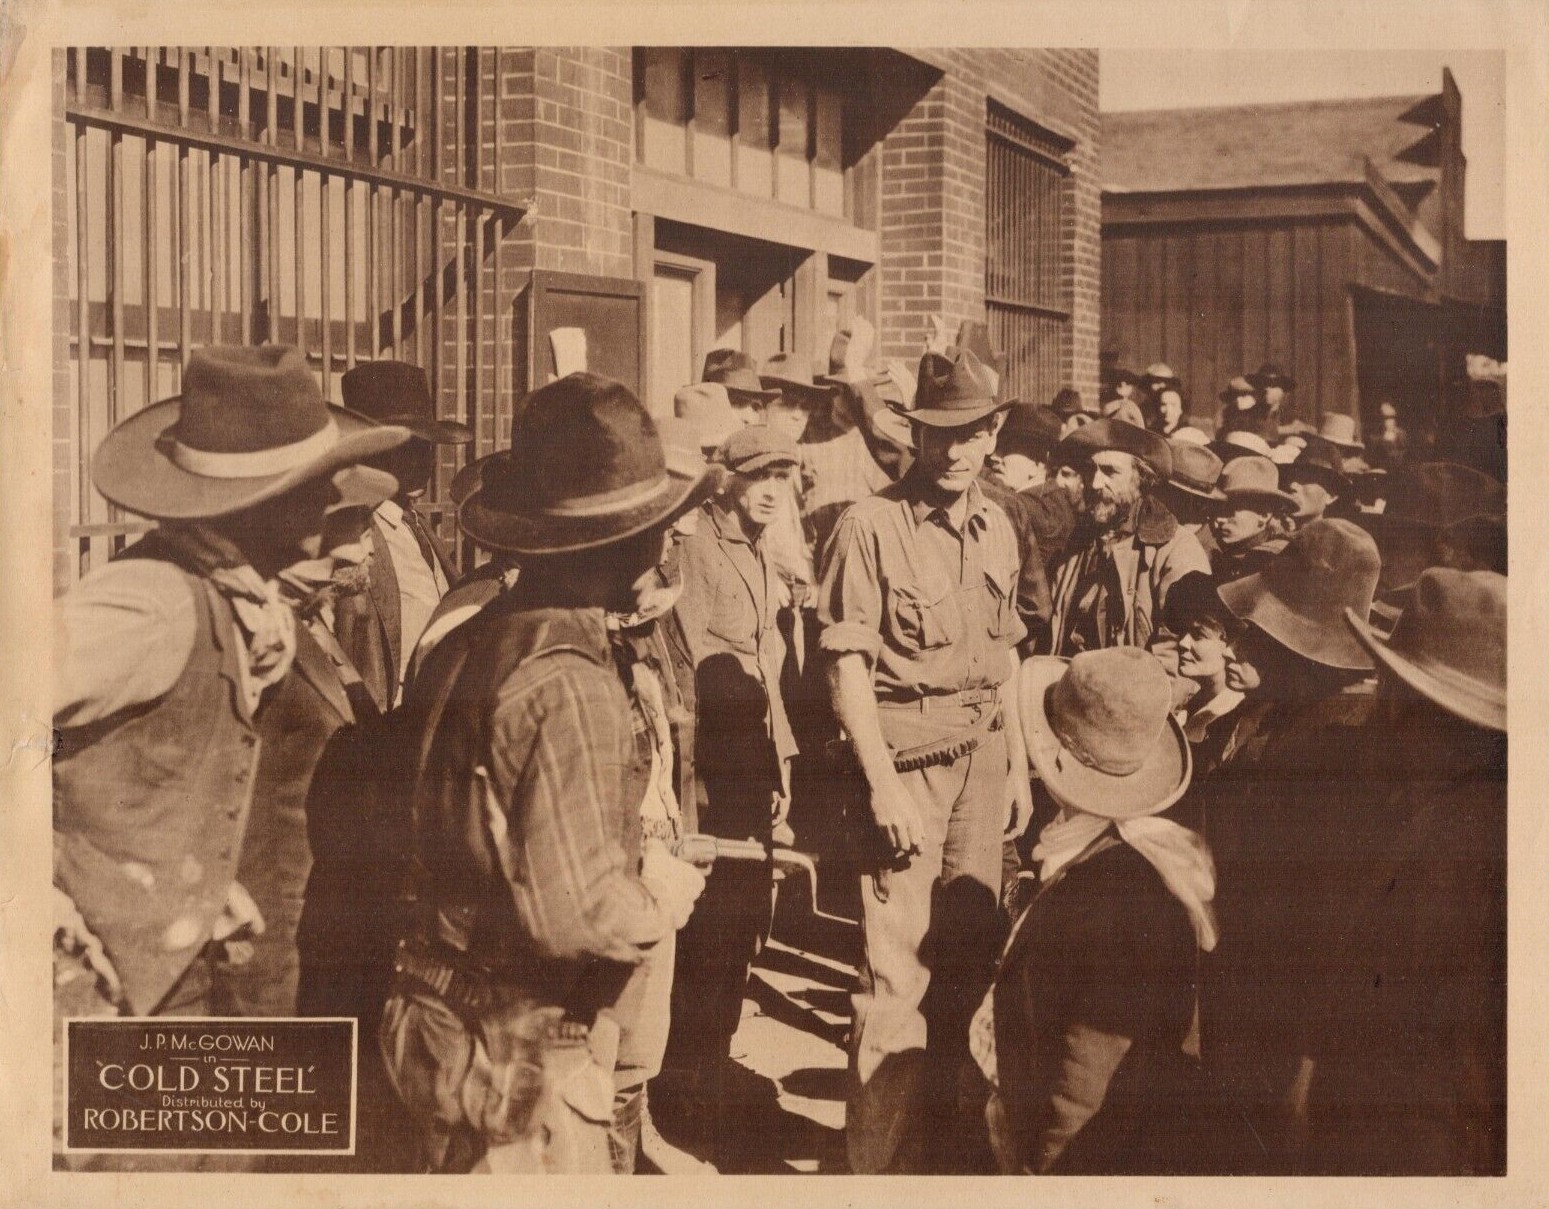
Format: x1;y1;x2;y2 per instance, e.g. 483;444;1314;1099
1100;69;1504;437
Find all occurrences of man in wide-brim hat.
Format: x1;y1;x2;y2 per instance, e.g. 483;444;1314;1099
1356;461;1506;600
1193;517;1388;1173
973;646;1217;1173
818;346;1034;1174
1280;434;1353;527
1246;362;1295;421
702;347;780;416
1047;417;1211;657
1302;568;1506;1174
1207;455;1297;581
380;372;716;1174
333;360;472;711
55;345;409;1038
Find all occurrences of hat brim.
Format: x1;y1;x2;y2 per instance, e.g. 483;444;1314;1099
389;416;475;445
899;398;1012;428
1018;657;1192;821
1357;514;1438;594
1346;607;1504;731
726;386;781;407
91;400;411;521
1248;374;1295;390
724;451;800;475
1168;480;1227;503
1281;463;1351;498
1218;573;1375;671
457;452;720;556
759;376;833;407
1217;487;1299;512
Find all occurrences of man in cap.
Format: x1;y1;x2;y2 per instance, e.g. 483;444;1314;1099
1046;418;1211;658
1192;518;1386;1173
333;360;471;711
378;373;714;1174
1206;455;1297;581
1305;569;1506;1174
1247;362;1295;420
655;424;800;1162
817;347;1034;1173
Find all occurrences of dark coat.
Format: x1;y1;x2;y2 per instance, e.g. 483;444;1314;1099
978;474;1055;649
993;838;1203;1174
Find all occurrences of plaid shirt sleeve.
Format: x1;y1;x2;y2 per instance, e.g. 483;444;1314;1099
486;654;674;964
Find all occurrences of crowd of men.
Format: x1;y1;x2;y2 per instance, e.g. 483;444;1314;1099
52;319;1506;1176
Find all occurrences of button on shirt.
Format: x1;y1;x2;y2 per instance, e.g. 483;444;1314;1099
375;498;450;689
817;475;1026;703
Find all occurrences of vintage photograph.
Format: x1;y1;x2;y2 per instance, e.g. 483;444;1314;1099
43;41;1507;1180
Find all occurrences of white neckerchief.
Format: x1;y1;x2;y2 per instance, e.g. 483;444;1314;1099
1178;687;1245;743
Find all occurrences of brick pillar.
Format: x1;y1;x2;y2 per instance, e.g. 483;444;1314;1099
1055;50;1102;410
877;69;988;363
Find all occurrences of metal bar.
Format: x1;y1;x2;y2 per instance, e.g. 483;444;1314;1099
344;48;356;369
368;48;379;356
238;49;253;344
453;48;466;425
390;49;404;357
209;50;225;345
144;51;158;405
74;107;92;576
294;47;306;357
430;49;443;422
109;50;125;431
490;49;501;443
318;45;330;161
178;50;192;381
321;171;332;389
412;47;425;369
266;48;279;342
469;53;482;451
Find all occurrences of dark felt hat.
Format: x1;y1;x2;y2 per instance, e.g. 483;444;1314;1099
458;372;717;555
1347;568;1505;731
997;403;1064;459
759;352;835;410
340;360;474;445
1218;518;1380;670
1247;362;1296;390
1359;461;1506;592
1218;375;1260;406
1141;362;1182;393
1020;648;1192;820
1280;434;1351;497
1050;387;1088;419
1162;570;1245;643
900;348;1011;428
92;344;410;521
702;348;780;406
1064;416;1173;480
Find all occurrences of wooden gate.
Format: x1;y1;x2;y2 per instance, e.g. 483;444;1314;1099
62;47;525;584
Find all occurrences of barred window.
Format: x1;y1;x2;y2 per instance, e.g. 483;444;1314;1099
985;99;1074;405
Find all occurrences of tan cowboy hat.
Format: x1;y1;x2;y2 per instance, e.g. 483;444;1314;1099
899;347;1012;428
458;373;717;556
1346;568;1504;732
1020;648;1192;820
92;344;410;520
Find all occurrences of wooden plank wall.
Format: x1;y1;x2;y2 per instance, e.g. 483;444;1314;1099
1101;218;1384;424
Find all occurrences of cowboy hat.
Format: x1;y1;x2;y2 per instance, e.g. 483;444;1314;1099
702;348;780;406
1166;439;1226;502
1020;648;1192;820
1214;455;1298;512
1318;412;1365;452
92;344;410;521
1217;518;1380;671
1065;416;1173;480
1346;568;1505;732
899;347;1011;428
997;403;1063;460
1280;434;1351;497
1141;362;1182;392
1218;375;1259;407
1247;362;1296;390
1209;429;1274;463
340;360;473;445
458;372;717;556
760;352;835;411
674;381;742;453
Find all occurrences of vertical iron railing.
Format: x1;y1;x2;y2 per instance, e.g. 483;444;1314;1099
62;46;525;584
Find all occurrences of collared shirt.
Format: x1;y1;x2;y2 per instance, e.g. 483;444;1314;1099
375;498;450;690
1178;688;1245;744
817;474;1026;702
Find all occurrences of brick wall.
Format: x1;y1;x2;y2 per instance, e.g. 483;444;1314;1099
876;49;1101;407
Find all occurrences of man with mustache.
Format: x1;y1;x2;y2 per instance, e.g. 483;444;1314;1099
1047;418;1211;657
818;348;1033;1173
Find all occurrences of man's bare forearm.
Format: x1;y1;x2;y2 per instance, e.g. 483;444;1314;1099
828;651;894;787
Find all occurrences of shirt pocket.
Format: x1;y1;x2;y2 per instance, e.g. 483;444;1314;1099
888;580;958;653
983;562;1021;644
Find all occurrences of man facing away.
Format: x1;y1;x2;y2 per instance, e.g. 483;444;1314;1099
377;373;715;1174
818;347;1034;1173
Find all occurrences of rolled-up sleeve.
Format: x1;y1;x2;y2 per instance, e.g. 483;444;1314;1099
816;510;885;659
488;659;674;965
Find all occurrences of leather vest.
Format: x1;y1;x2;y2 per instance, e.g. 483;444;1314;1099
54;554;261;1016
